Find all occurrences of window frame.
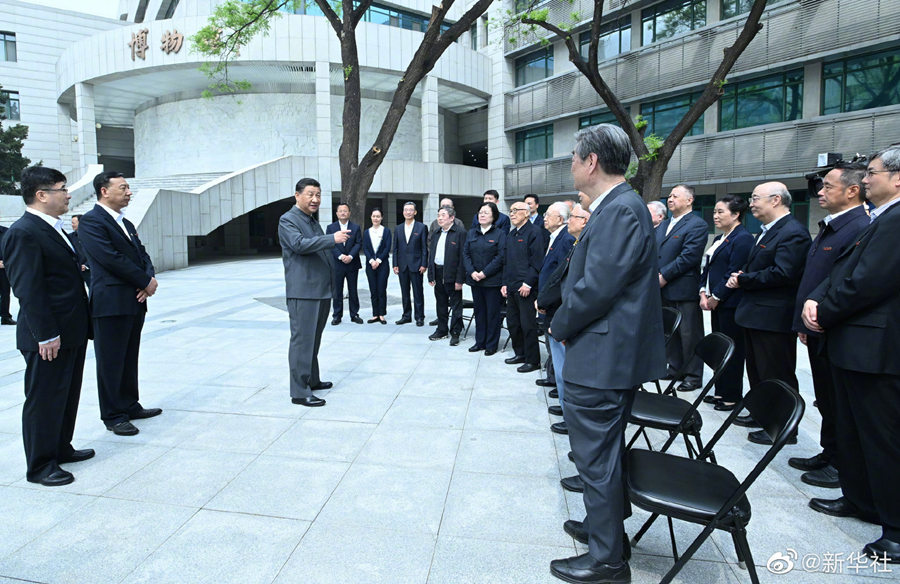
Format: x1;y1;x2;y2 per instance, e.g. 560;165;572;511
578;16;632;62
0;31;16;62
639;92;704;138
641;0;706;46
514;47;554;87
515;124;554;163
822;47;900;115
1;90;21;121
579;110;618;128
717;69;804;132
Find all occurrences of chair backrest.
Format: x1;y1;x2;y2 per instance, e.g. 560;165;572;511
693;332;735;372
662;306;682;345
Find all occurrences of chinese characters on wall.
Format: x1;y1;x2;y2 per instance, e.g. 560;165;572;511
129;28;185;61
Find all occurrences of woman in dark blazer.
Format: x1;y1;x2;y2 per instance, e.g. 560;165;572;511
363;208;392;324
699;194;754;409
463;202;506;355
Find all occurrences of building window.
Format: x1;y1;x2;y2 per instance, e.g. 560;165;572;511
822;47;900;115
579;110;618;128
719;69;803;131
516;125;553;162
515;47;553;87
470;23;477;50
273;2;453;35
1;90;20;121
0;31;16;62
721;0;753;19
640;92;704;138
578;17;631;62
642;0;706;46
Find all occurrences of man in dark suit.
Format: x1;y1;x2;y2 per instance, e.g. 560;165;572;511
549;125;666;583
279;178;351;407
429;197;466;238
727;182;810;445
1;166;92;486
392;201;428;326
325;203;363;325
78;171;162;437
470;190;510;232
525;193;550;250
69;214;91;289
789;163;869;489
657;184;709;391
502;201;544;374
427;206;467;346
802;147;900;562
0;224;16;325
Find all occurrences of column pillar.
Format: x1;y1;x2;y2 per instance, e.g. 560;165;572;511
423;193;440;225
57;103;74;172
802;61;822;120
74;83;98;170
421;76;440;163
315;60;334;229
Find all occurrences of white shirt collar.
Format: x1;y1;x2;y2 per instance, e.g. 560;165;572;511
98;201;126;222
26;207;63;229
589;181;624;214
870;197;900;221
823;204;862;225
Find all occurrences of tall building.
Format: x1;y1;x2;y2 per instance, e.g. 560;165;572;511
1;0;898;269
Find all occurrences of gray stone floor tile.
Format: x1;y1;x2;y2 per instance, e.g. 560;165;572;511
265;419;376;462
471;372;550;402
0;497;195;584
274;522;436;584
206;455;349;520
427;535;574;584
123;510;310;584
400;372;475;398
0;434;24;485
188;412;295;454
624;507;728;562
356;426;462;469
629;554;742;584
104;447;256;507
465;398;551;433
379;395;469;429
72;409;219;448
0;486;93;559
329;371;410;396
235;387;318;418
159;384;262;414
301;391;397;424
0;406;22;435
440;471;571;547
354;355;423;374
456;429;560;479
315;463;452;534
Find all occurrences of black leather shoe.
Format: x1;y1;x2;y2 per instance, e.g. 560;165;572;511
551;422;568;435
449;335;460;346
129;407;162;420
484;349;496;356
564;519;589;544
788;452;830;471
560;475;583;492
31;469;75;487
550;553;630;584
809;497;878;522
429;318;439;326
748;429;796;445
517;363;540;373
801;465;840;488
416;319;424;327
567;451;574;462
0;317;16;325
331;317;341;325
536;378;556;387
677;380;701;392
468;345;484;352
106;421;139;436
395;317;412;325
367;316;380;323
311;381;333;390
733;414;761;428
351;315;364;324
863;537;900;563
292;396;326;407
549;388;559;399
429;332;449;341
505;355;526;364
548;405;563;416
714;402;737;411
60;448;95;463
702;395;722;404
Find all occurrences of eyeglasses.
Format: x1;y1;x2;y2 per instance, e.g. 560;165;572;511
866;169;895;177
569;215;588;222
749;194;777;202
509;207;528;213
40;187;69;194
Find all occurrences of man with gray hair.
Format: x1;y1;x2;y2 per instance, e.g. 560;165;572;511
427;206;467;345
549;124;666;583
646;200;667;228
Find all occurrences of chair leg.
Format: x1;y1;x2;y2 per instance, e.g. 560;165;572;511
463;316;472;339
659;522;718;584
733;528;760;584
730;530;744;565
667;516;679;562
631;512;659;545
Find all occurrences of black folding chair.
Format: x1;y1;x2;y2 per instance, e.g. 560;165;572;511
647;307;683;393
626;379;805;584
461;298;474;339
627;332;734;463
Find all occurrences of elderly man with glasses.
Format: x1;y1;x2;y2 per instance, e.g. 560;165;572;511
501;202;544;373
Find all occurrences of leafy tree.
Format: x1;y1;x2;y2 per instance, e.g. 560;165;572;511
511;0;769;200
0;85;31;197
194;0;493;222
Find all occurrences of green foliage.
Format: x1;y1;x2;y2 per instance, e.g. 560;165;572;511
343;64;353;80
639;133;664;162
634;114;648;131
524;8;549;22
0;85;31;197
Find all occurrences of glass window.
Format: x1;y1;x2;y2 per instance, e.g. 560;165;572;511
470;23;477;50
721;0;753;19
642;0;706;46
822;47;900;115
0;31;16;62
578;16;632;62
1;90;20;121
515;47;553;87
516;125;553;162
718;69;803;131
579;110;618;128
640;93;704;138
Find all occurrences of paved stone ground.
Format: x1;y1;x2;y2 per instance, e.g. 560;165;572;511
0;256;892;584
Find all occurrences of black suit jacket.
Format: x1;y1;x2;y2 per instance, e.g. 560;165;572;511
734;214;810;333
427;224;466;285
502;220;543;291
471;212;510;232
0;212;90;351
699;224;754;308
362;226;392;264
326;221;362;270
0;225;7;262
657;212;709;301
463;225;506;288
811;202;900;375
78;204;155;318
392;221;428;272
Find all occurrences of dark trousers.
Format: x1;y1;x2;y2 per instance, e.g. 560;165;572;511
21;343;86;481
565;382;635;564
94;314;145;426
807;335;838;464
831;367;900;540
332;265;360;319
506;291;540;365
472;285;502;351
365;264;389;317
287;298;329;398
663;298;704;384
432;266;462;336
710;307;745;403
744;328;798;390
0;269;11;318
398;268;424;321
